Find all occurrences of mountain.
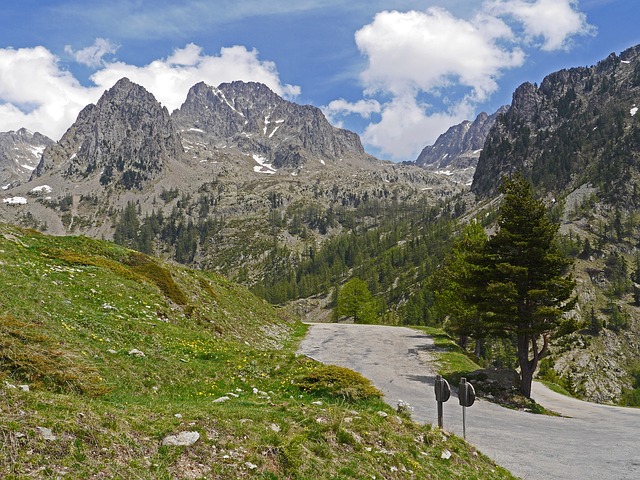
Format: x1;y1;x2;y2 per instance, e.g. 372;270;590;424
34;77;183;190
0;77;460;281
472;45;640;199
173;81;371;171
0;128;53;189
414;107;507;185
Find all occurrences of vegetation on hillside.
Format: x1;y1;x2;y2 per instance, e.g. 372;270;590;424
0;225;514;478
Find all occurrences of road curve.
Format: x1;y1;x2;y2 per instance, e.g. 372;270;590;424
298;323;640;480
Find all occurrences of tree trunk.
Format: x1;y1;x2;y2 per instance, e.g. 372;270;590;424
517;334;535;398
516;334;548;398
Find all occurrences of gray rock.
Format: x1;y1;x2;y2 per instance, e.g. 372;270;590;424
36;426;57;441
161;430;200;446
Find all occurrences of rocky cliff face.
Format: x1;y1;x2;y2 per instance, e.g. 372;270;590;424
0;129;53;189
472;45;640;198
415;108;506;185
34;78;183;189
172;81;368;170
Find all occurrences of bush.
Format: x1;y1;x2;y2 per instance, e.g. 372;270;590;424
296;364;382;401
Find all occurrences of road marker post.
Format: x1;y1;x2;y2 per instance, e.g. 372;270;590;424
434;374;451;429
458;377;476;439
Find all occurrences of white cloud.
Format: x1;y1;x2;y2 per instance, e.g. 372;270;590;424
0;43;300;140
362;95;474;160
484;0;596;51
0;46;101;139
344;7;524;160
64;38;119;67
355;8;524;100
323;98;381;123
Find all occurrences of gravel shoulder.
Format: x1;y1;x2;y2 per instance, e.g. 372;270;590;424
299;323;640;480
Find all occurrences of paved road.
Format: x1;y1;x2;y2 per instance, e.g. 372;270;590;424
299;323;640;480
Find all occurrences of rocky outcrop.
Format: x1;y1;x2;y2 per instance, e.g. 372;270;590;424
34;78;183;189
173;81;367;169
472;45;640;198
0;129;53;188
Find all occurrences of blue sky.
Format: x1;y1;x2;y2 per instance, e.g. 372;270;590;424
0;0;638;161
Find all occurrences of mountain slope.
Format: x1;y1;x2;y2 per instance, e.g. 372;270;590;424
466;44;640;404
472;45;640;198
0;225;513;479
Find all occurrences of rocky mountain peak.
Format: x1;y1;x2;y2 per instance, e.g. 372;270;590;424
173;80;367;170
34;77;183;189
414;107;506;185
472;44;640;198
0;129;54;189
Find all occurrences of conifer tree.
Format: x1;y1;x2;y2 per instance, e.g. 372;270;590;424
432;221;487;348
471;174;576;398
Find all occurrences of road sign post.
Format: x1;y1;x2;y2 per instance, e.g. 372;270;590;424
434;374;451;429
458;377;476;439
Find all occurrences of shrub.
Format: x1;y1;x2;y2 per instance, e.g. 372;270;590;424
295;364;382;401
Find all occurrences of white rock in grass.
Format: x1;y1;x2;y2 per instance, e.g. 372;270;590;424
128;349;145;357
19;385;29;392
245;462;258;470
213;396;230;403
162;431;200;446
377;411;388;418
36;427;57;441
441;449;452;460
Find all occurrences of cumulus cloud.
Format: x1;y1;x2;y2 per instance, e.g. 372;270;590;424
0;46;102;139
484;0;596;51
341;7;524;160
362;95;474;160
64;38;119;67
0;43;300;140
330;1;595;160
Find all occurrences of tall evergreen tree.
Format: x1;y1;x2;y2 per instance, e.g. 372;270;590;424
432;221;487;347
472;174;576;398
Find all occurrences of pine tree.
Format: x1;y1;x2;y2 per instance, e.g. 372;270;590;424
432;221;487;347
471;174;576;398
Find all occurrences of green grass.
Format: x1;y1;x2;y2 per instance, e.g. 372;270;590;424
0;225;515;479
414;327;482;385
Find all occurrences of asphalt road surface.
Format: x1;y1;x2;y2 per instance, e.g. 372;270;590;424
298;323;640;480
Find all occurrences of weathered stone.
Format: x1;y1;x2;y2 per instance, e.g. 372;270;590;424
161;431;200;446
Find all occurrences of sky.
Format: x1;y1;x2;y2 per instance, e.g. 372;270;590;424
0;0;638;162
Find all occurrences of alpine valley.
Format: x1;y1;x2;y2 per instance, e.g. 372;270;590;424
3;43;640;406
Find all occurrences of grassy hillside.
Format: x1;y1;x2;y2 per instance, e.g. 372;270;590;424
0;225;513;479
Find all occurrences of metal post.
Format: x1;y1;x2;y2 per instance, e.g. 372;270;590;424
438;397;444;429
462;404;466;439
